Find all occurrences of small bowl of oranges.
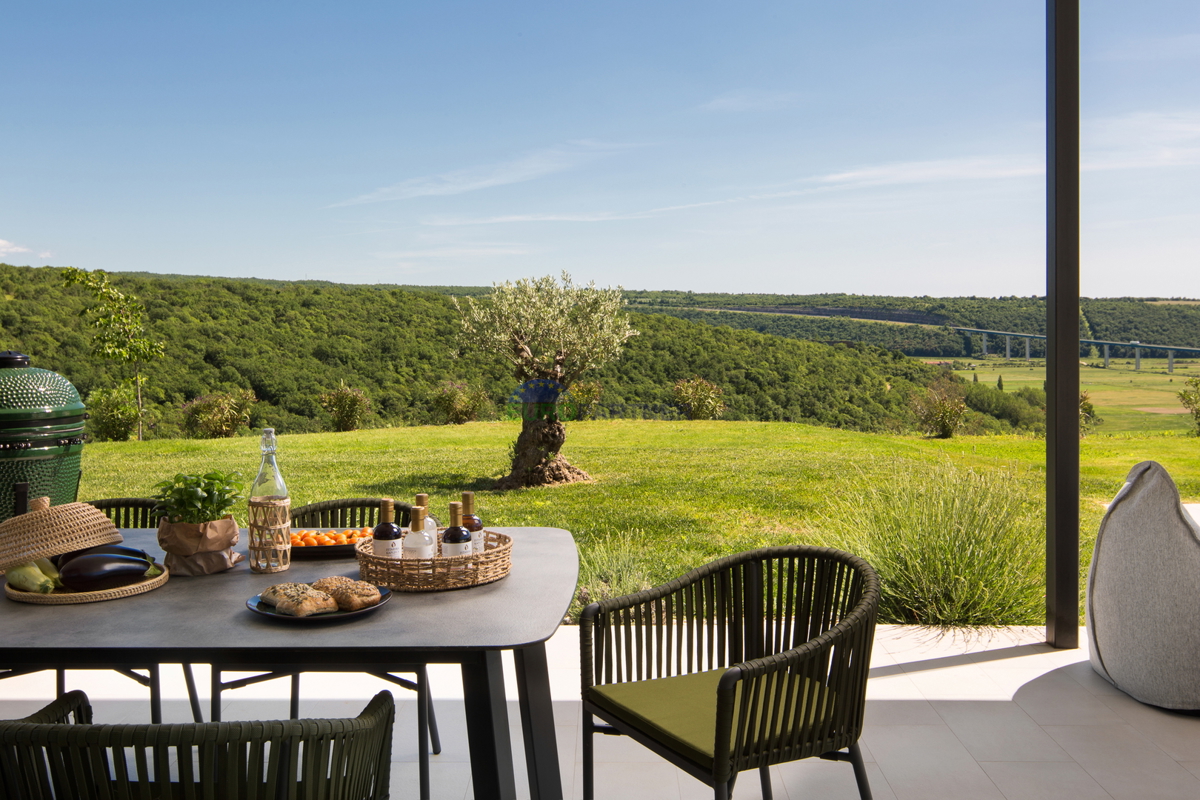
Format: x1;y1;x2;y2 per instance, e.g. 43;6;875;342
288;528;372;559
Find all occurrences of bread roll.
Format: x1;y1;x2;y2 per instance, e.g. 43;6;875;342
311;575;356;594
260;583;310;607
328;580;382;612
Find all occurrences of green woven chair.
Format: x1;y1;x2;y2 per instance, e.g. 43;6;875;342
292;497;413;528
0;689;394;800
85;497;160;528
580;546;880;800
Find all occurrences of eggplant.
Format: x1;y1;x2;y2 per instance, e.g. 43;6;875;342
59;554;161;592
57;545;155;569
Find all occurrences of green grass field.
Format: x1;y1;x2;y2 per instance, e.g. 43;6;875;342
78;419;1200;621
954;358;1200;434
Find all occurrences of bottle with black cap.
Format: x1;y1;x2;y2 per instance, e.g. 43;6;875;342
441;501;473;557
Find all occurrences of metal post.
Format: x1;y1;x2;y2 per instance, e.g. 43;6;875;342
1046;0;1080;649
1104;344;1110;368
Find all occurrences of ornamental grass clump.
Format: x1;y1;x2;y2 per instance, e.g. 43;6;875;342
823;460;1044;627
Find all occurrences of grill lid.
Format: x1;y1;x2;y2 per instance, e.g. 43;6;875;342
0;352;87;423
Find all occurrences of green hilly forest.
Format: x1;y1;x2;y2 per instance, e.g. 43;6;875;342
2;264;1194;439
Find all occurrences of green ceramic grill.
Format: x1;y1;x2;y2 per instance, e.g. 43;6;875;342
0;351;86;522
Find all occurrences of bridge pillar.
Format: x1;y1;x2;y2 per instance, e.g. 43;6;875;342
1104;344;1110;368
981;333;988;357
1135;347;1141;370
1006;335;1012;360
1169;350;1175;373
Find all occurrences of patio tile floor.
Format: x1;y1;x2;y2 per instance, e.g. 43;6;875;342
3;624;1198;799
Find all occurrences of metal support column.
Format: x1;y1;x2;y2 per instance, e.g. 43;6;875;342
1046;0;1080;649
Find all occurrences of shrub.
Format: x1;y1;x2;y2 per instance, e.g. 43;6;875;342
673;376;726;420
182;389;257;438
562;380;603;421
319;381;372;432
1178;377;1200;435
431;380;493;424
86;385;139;442
912;376;966;438
822;460;1044;627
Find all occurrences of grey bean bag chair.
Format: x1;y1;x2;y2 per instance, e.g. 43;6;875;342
1087;460;1200;710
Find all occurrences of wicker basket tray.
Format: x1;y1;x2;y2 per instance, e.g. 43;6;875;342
0;502;123;573
4;564;169;605
355;530;512;592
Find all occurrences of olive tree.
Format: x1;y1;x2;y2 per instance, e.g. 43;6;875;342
456;272;638;488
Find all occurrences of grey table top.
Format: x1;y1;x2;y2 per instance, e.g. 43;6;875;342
0;527;578;665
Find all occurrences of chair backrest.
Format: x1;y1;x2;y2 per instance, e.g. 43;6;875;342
585;546;878;683
85;498;161;528
291;498;414;528
0;690;395;800
1087;460;1200;709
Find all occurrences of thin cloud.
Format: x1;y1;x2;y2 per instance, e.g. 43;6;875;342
1099;33;1200;61
698;90;799;112
371;244;529;260
0;239;32;258
816;157;1043;188
330;142;630;208
1084;111;1200;170
422;212;636;226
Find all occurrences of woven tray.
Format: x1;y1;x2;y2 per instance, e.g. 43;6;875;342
355;530;512;592
4;564;169;605
0;502;123;573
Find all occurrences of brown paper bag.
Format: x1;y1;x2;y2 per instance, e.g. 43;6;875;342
157;516;245;576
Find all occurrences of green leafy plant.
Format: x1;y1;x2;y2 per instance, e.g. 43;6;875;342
86;385;139;442
673;376;727;420
431;380;493;424
912;375;966;438
823;460;1044;627
562;380;603;421
62;267;165;441
182;389;256;438
152;471;245;524
1178;376;1200;435
319;381;372;432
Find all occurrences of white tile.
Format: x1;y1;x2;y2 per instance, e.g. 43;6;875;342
865;699;943;726
1043;723;1200;800
978;761;1112;800
390;759;472;800
579;761;682;800
777;758;896;800
1012;669;1126;726
1096;691;1200;763
863;725;1005;800
930;700;1072;762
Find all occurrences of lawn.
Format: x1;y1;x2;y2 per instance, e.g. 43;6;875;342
967;358;1200;434
78;419;1200;621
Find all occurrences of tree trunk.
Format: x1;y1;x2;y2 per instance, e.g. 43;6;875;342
135;369;144;441
496;412;590;489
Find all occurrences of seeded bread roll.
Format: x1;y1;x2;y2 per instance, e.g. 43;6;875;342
260;583;310;607
311;575;356;594
328;580;382;612
274;585;338;617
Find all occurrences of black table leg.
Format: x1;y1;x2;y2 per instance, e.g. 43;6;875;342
461;650;517;800
514;644;562;800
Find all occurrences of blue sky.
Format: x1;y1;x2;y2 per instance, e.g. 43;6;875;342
3;2;1198;297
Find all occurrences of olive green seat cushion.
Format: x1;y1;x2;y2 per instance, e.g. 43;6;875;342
589;668;833;770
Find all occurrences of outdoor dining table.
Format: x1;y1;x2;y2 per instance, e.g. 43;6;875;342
0;526;579;800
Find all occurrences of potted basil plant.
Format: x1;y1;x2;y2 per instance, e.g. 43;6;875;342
152;471;246;576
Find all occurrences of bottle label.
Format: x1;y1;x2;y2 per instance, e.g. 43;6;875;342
471;530;485;553
442;541;472;557
403;540;435;559
373;537;403;560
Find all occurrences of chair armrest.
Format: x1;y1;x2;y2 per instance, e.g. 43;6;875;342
11;690;92;725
